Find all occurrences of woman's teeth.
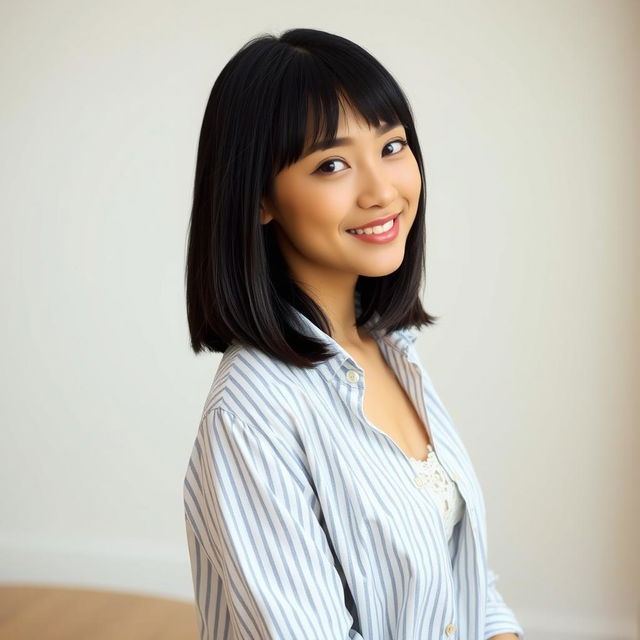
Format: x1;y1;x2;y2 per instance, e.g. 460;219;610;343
347;218;395;235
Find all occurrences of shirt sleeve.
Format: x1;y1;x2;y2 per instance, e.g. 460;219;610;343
484;568;526;640
184;407;365;640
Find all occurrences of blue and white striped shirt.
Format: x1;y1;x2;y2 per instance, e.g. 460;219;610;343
183;301;525;639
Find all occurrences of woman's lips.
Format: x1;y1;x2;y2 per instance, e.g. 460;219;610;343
347;211;400;231
346;213;400;244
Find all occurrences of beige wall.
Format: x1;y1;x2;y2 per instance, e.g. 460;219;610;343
1;1;638;639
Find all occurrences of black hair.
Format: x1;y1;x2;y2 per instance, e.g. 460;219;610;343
185;27;439;368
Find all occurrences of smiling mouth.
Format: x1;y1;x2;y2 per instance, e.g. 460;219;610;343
346;213;400;235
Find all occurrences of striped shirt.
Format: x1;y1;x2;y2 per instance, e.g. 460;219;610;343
183;301;525;639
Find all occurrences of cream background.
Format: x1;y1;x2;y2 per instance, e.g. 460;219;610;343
1;2;638;639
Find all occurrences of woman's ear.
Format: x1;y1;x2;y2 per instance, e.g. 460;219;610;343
259;198;275;225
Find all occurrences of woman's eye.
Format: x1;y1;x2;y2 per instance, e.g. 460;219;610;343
314;138;408;175
383;138;408;156
316;158;348;174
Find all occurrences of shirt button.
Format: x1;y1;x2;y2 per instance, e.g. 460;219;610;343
413;475;427;488
445;622;456;635
345;369;360;383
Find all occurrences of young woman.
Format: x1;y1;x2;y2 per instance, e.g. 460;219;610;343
183;27;525;640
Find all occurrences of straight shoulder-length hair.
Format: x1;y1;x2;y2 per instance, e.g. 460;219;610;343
185;27;438;369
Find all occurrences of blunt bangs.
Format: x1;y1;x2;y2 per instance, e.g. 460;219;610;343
265;40;409;183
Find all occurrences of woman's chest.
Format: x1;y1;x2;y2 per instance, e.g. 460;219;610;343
358;346;434;461
293;343;486;550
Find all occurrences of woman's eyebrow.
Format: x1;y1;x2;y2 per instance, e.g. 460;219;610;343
302;121;403;158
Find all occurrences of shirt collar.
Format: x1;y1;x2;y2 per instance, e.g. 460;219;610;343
284;301;418;383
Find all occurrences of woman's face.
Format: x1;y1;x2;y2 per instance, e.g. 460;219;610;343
260;105;422;284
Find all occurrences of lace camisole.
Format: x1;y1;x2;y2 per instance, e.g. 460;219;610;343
408;443;465;541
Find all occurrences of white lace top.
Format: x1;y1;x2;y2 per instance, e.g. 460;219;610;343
408;443;465;541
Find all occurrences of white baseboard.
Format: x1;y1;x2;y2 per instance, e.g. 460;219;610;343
0;535;195;601
501;608;637;640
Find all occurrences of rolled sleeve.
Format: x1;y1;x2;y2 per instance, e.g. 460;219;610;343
484;568;525;640
184;407;364;640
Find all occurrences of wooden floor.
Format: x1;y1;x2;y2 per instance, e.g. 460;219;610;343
0;585;199;640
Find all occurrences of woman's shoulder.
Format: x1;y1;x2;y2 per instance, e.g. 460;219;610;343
200;340;319;432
